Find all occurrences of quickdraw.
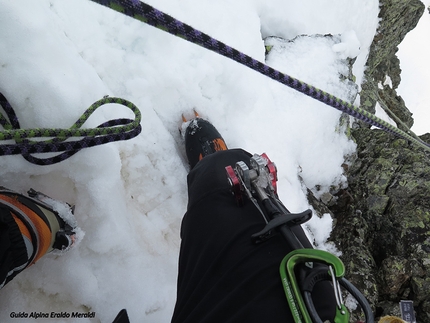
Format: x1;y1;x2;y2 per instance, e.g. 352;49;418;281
226;153;374;323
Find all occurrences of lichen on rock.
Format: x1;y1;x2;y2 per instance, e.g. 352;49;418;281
306;0;430;321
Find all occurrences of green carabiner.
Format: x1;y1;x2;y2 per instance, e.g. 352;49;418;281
279;249;347;323
335;304;350;323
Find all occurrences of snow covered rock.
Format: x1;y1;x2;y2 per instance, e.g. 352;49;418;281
359;0;425;129
306;1;430;321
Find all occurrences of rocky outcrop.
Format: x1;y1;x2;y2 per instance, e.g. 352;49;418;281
359;0;425;129
328;129;430;321
307;0;429;321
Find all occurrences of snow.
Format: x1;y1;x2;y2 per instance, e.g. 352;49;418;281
332;30;361;60
3;0;425;322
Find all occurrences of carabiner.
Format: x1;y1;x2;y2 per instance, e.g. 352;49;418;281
279;249;347;323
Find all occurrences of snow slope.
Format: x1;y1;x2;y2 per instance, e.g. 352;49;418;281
0;0;382;322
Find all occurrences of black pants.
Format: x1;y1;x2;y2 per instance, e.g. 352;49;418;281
172;149;335;322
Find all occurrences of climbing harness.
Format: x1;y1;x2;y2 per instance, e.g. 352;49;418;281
0;93;141;165
226;154;374;323
88;0;430;154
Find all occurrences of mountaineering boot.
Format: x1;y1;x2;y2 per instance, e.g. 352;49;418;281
0;186;76;288
184;117;228;169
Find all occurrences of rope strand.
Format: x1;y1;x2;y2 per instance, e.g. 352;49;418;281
89;0;430;153
0;94;142;165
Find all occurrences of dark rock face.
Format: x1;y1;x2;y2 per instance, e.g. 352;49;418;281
307;0;430;321
328;129;430;321
359;0;424;129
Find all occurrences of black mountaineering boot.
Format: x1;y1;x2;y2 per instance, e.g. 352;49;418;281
185;118;228;169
